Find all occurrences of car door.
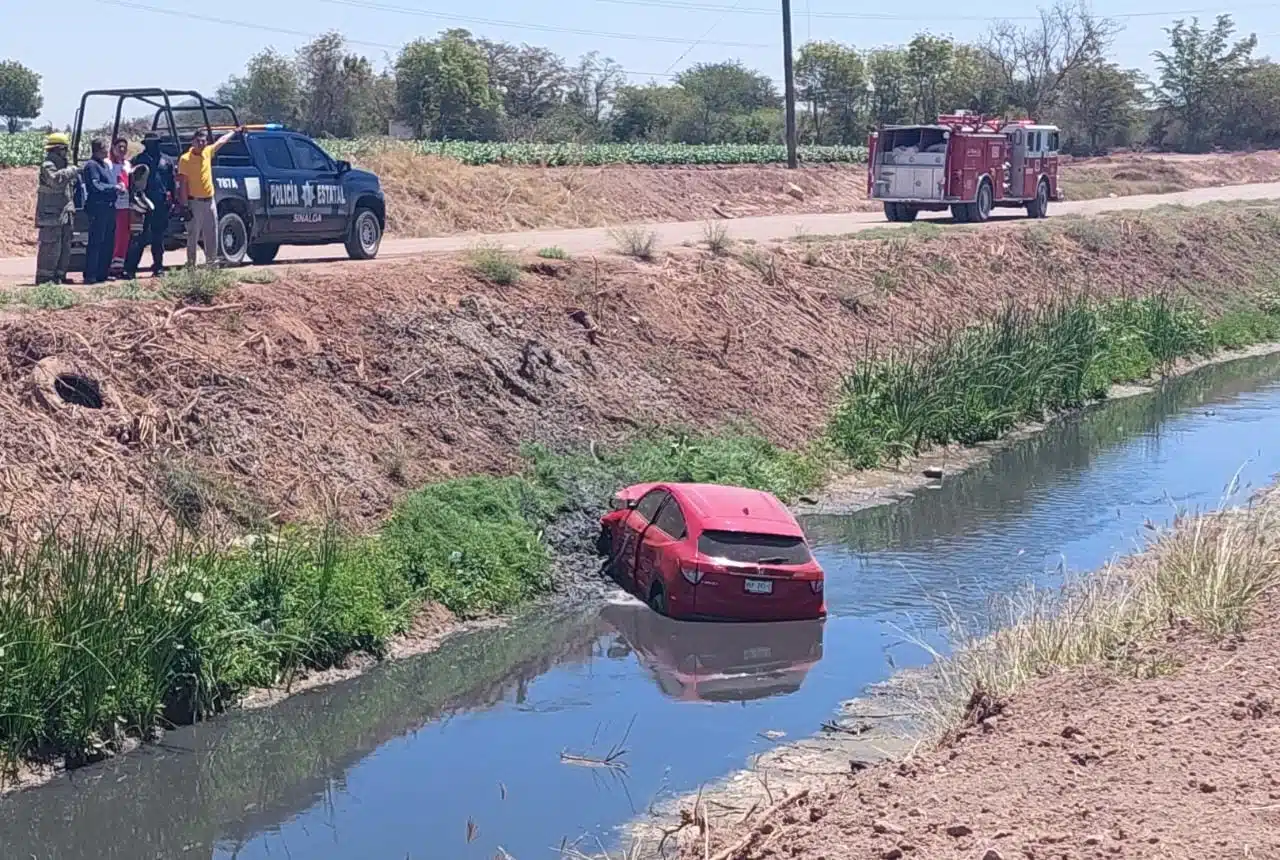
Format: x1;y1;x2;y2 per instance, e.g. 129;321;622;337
615;489;669;589
251;135;305;238
287;136;346;240
635;496;687;598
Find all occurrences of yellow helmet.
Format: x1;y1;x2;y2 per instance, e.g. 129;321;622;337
44;132;71;150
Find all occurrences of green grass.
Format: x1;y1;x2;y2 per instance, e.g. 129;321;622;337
159;266;234;304
466;243;521;285
536;246;570;260
828;295;1264;469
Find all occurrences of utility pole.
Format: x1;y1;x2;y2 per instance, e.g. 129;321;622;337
781;0;798;168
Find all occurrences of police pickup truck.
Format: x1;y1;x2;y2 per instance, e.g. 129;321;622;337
203;123;385;264
69;89;386;267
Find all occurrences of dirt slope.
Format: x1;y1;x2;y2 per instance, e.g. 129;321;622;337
676;591;1280;860
4;150;1280;258
1;203;1277;537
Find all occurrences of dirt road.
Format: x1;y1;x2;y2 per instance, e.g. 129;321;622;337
2;181;1279;283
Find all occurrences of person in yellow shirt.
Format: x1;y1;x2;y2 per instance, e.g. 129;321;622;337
177;125;242;266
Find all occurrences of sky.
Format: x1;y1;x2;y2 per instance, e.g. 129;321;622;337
6;0;1280;127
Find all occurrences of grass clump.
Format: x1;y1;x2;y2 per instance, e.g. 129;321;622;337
466;243;521;285
610;227;658;261
536;246;570;260
923;497;1280;733
237;269;279;285
702;222;732;255
160;266;234;305
16;283;79;310
382;477;560;618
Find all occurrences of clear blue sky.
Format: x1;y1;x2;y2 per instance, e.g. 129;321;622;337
7;0;1280;127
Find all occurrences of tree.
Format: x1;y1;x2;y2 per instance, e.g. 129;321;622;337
296;33;382;138
1222;61;1280;148
0;61;41;133
675;61;780;142
1055;61;1145;152
610;84;695;141
904;34;957;123
1152;15;1257;151
985;0;1119;117
866;48;910;127
396;29;498;140
216;49;303;128
795;41;866;144
484;42;568;138
566;52;625;129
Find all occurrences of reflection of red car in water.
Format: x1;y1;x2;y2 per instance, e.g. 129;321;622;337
597;483;826;622
601;602;824;702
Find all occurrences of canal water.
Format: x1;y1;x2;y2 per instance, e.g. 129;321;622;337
4;354;1280;860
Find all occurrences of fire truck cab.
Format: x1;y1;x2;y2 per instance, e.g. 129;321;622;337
867;112;1063;224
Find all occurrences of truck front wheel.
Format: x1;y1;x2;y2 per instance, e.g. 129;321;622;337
346;208;382;260
247;243;280;265
1026;180;1050;219
217;211;249;265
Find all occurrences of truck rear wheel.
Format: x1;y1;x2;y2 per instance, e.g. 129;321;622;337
884;203;919;223
247;243;280;265
968;180;994;224
217;211;249;265
346;208;382;260
952;204;971;223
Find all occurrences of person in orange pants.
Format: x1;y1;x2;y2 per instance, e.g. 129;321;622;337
108;137;132;277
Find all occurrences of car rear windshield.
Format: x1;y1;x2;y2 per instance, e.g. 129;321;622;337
697;531;811;565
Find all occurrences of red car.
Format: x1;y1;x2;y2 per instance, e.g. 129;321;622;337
597;483;826;622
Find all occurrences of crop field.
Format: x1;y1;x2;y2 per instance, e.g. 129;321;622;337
0;131;867;168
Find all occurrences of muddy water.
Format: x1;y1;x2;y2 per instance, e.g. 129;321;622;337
4;355;1280;860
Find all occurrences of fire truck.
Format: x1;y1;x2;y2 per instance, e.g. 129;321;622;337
867;112;1064;223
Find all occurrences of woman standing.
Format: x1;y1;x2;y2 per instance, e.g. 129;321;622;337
108;137;132;278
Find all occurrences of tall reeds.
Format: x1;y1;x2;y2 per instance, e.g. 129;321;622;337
829;296;1218;468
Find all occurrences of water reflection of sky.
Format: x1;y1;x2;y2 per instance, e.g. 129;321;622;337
4;356;1280;860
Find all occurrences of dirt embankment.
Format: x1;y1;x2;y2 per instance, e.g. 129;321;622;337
4;150;1280;258
2;202;1279;537
671;564;1280;860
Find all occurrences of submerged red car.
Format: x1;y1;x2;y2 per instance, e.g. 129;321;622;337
597;483;826;622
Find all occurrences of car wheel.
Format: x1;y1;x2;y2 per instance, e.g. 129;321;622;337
648;583;667;616
247;242;280;265
217;210;249;265
345;207;381;260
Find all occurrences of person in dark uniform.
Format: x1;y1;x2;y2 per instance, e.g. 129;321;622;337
123;132;176;278
81;138;122;285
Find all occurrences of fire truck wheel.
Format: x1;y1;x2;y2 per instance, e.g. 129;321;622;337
884;202;902;222
951;204;971;224
970;180;994;223
898;206;918;222
1027;180;1050;219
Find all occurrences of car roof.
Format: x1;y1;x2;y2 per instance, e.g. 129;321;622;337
618;482;803;537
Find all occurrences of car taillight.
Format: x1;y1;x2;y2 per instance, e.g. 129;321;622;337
810;579;824;594
681;565;703;585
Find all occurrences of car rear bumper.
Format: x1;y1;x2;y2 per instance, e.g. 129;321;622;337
667;576;826;622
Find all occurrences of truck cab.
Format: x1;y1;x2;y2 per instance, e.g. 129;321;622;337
868;112;1062;224
68;88;386;270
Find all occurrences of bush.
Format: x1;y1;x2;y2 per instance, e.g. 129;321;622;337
537;246;570;260
467;244;521;285
161;267;234;305
610;227;658;261
382;477;560;618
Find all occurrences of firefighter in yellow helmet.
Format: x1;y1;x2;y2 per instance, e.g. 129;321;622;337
35;133;81;285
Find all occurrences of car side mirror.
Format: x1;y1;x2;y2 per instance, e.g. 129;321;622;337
336;159;351;174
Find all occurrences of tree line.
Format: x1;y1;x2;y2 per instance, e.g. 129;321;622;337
1;6;1276;154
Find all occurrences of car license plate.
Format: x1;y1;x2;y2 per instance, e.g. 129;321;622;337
744;578;773;595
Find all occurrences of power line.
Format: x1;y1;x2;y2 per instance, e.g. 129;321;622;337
662;0;748;75
316;0;773;47
590;0;1280;23
91;0;736;80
